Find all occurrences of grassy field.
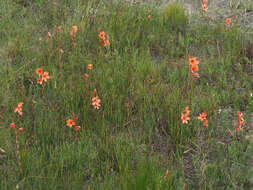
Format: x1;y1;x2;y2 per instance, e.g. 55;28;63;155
1;0;253;189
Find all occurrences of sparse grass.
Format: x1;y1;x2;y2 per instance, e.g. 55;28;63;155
0;0;253;189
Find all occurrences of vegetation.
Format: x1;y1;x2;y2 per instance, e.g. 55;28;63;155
0;0;253;189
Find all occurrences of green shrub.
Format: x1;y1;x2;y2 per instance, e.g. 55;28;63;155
162;2;188;33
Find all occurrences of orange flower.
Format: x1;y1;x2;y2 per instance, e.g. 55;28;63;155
36;68;43;76
102;39;110;48
226;18;231;29
72;26;78;33
11;123;15;129
75;126;81;131
37;78;43;85
226;18;231;25
66;119;76;128
181;106;190;124
70;31;75;38
93;102;101;109
10;123;23;135
188;57;199;67
146;15;151;19
87;64;93;70
92;96;101;104
146;9;151;14
17;128;23;134
14;106;22;116
42;72;50;82
14;107;22;113
182;106;190;115
188;57;200;77
236;111;244;128
198;112;207;122
190;64;199;73
14;102;23;116
202;3;208;11
84;73;89;79
17;102;24;108
92;89;97;98
99;31;106;40
202;119;208;127
181;113;190;124
192;73;200;77
92;96;101;109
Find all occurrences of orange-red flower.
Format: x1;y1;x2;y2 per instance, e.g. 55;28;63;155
181;106;190;124
99;31;106;40
92;89;101;109
75;126;81;131
14;102;23;116
188;57;199;67
197;111;208;128
102;39;110;48
202;119;208;127
92;89;97;97
226;18;231;25
66;119;76;128
98;30;110;48
202;3;208;11
17;102;24;108
84;73;89;79
36;69;50;85
146;9;151;14
182;106;190;115
181;113;190;124
72;26;78;33
93;102;101;109
190;64;199;72
188;56;200;77
236;111;244;131
87;64;93;70
92;96;101;104
17;128;23;134
11;122;23;135
226;18;232;29
70;31;75;38
192;73;200;77
37;78;43;85
11;123;15;129
36;68;43;76
202;0;208;4
42;72;50;82
198;112;207;122
14;106;22;113
92;96;101;109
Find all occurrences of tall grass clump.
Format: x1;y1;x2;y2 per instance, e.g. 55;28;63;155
162;2;188;33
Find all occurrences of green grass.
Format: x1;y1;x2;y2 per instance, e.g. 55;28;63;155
1;0;253;189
